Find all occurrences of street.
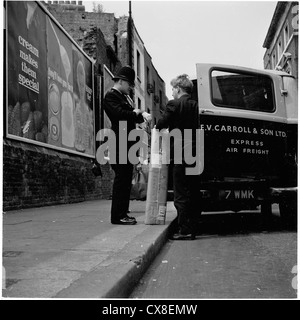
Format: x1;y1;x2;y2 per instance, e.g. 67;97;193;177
130;205;297;299
2;1;298;306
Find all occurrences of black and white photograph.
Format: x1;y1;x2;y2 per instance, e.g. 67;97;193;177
1;0;298;306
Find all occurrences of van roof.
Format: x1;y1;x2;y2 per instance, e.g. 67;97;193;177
194;63;294;78
263;69;294;77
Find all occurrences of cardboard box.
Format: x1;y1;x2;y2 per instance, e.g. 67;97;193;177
145;129;169;225
145;165;169;224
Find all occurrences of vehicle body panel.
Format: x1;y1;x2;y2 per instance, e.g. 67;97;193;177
192;64;297;212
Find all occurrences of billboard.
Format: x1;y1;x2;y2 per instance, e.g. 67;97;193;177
6;1;95;157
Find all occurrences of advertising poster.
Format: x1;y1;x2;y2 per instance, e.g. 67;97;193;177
6;1;94;157
7;1;48;142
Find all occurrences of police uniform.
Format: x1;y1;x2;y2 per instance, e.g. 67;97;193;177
103;67;144;224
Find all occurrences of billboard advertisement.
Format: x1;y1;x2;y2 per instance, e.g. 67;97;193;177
6;1;95;157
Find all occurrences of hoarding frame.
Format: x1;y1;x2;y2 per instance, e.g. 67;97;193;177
5;0;96;159
102;64;114;130
103;64;114;95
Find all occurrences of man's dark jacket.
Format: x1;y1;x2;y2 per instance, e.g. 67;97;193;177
156;94;199;156
156;94;199;132
156;94;199;163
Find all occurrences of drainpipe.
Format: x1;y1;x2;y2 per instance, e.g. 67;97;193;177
128;1;134;100
128;1;133;68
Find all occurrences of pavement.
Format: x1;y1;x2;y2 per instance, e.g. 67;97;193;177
2;199;177;299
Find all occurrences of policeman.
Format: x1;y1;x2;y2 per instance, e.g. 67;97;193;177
104;66;151;225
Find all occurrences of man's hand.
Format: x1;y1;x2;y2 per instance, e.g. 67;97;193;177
142;111;152;122
133;108;141;114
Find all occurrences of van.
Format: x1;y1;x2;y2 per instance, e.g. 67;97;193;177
190;64;297;224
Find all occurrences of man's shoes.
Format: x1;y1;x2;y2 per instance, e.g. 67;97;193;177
171;232;195;240
125;215;136;222
111;216;137;225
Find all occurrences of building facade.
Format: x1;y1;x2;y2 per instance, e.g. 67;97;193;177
132;25;146;111
3;0;166;211
263;2;298;81
144;48;167;125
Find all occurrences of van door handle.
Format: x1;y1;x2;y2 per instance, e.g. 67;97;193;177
200;109;214;114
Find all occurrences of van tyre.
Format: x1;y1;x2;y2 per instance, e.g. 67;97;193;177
261;201;273;229
279;199;297;229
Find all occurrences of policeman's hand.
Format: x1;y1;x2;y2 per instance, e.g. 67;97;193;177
133;108;141;114
142;112;152;122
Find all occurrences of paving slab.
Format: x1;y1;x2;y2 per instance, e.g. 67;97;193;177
2;200;177;298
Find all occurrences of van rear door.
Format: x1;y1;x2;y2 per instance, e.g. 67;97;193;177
195;63;288;186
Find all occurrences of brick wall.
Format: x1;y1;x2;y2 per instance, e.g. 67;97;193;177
46;5;117;50
117;16;130;67
3;139;113;211
46;4;121;73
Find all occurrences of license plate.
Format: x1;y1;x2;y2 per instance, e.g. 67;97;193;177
219;190;255;200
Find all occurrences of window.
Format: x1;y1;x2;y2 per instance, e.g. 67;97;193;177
147;67;150;84
138;97;141;110
137;50;141;80
277;39;283;59
211;70;275;112
272;53;276;69
146;67;150;95
284;24;289;48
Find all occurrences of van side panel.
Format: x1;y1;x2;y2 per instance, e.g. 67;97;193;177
195;63;297;197
200;114;288;185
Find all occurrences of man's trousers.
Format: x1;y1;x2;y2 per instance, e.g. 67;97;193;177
110;163;133;223
173;164;200;234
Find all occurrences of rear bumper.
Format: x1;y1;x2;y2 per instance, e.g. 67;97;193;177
270;187;298;194
168;182;297;210
270;187;298;202
197;183;297;211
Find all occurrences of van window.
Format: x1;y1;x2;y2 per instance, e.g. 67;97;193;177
210;70;275;112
